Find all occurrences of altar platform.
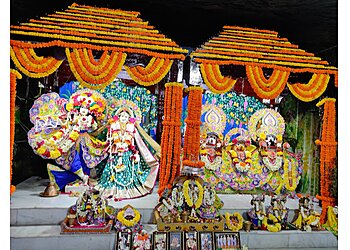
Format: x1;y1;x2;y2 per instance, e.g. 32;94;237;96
10;177;338;250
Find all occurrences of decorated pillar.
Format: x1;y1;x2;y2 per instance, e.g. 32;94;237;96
158;82;183;196
315;98;337;223
10;69;22;195
182;86;205;174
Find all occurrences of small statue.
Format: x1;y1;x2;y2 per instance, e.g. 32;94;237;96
266;195;289;229
293;196;321;231
248;194;266;229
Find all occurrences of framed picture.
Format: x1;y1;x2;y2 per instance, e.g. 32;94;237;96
214;232;241;250
153;231;167;250
133;230;152;250
184;231;198;250
115;230;132;250
198;232;214;250
168;231;183;250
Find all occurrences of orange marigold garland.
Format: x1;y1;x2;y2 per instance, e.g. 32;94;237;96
158;83;183;196
287;73;330;102
124;57;173;86
315;98;337;224
10;46;63;78
65;48;127;89
246;65;290;99
200;63;237;94
183;86;204;170
10;69;22;195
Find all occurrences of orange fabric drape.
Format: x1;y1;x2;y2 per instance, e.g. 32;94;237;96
158;83;183;196
315;98;337;223
287;73;330;102
10;69;22;195
10;46;63;78
124;57;173;86
183;86;204;168
246;65;290;99
65;48;127;89
200;63;237;94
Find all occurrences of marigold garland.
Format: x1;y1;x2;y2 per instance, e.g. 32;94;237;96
262;213;282;232
225;212;244;231
65;48;126;89
158;83;183;196
199;63;237;94
124;57;173;86
287;73;330;102
10;46;63;78
183;86;204;168
183;180;204;209
10;40;187;60
315;98;337;224
283;156;300;192
117;207;141;227
246;65;290;99
10;69;22;195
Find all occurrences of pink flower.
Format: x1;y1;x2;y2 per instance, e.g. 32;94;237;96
129;117;136;123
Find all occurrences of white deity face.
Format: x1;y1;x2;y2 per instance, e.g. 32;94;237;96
118;111;130;123
80;107;89;116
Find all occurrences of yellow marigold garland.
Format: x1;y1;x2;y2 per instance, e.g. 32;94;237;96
183;180;204;209
199;63;237;94
283;156;300;191
246;65;290;99
287;73;330;102
65;48;126;89
10;69;22;195
10;46;63;78
262;213;282;232
124;57;173;86
225;212;244;231
117;207;141;227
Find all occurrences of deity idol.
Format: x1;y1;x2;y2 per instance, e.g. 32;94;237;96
95;106;159;200
28;90;108;191
293;196;321;231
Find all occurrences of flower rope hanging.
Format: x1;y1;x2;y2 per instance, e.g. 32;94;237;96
124;57;173;86
199;63;237;94
182;86;205;168
158;82;183;196
287;73;330;102
65;48;127;89
10;46;63;78
10;69;22;195
315;98;337;223
246;65;290;99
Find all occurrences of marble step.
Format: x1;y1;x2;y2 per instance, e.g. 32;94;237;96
11;177;320;226
10;225;337;250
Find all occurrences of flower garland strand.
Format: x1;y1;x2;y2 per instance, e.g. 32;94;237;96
246;65;290;99
225;212;244;231
199;63;237;94
183;86;204;168
183;179;204;209
158;83;183;196
315;98;337;224
65;48;127;89
287;73;330;102
124;57;173;86
10;69;22;195
10;46;63;78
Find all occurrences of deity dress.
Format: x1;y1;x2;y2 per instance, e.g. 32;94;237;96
27;90;108;190
293;197;321;231
95;107;159;200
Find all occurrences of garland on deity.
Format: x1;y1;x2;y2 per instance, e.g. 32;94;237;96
65;48;127;89
124;57;173;86
315;98;337;223
246;65;290;99
10;69;22;195
287;73;330;102
158;83;183;196
262;213;282;232
10;46;63;78
183;86;204;167
283;156;300;192
199;63;237;94
183;180;204;209
117;207;141;227
225;212;244;231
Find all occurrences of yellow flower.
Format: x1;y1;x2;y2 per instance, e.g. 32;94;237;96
245;151;251;158
259;132;266;140
66;103;73;111
50;150;61;158
70;131;79;140
37;146;46;154
276;135;282;141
